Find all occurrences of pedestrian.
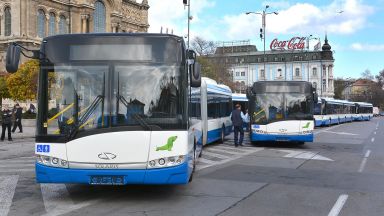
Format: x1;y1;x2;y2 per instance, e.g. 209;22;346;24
28;103;36;114
244;109;250;132
231;104;246;147
1;107;13;141
12;103;23;133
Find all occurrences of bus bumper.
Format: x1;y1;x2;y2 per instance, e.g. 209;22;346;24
251;133;313;142
36;162;190;185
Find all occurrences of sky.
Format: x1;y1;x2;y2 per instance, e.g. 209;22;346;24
146;0;384;79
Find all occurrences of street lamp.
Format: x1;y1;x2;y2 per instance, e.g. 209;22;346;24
246;5;278;77
183;0;193;49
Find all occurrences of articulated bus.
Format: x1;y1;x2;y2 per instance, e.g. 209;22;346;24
354;102;373;121
314;98;373;126
6;33;204;185
202;78;232;144
314;98;355;126
247;81;317;144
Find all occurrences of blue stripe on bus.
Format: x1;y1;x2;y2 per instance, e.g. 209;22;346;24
251;133;313;142
205;126;232;145
315;120;322;127
36;162;190;185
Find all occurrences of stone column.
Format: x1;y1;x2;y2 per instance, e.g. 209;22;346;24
0;14;3;37
111;23;118;33
81;14;89;33
45;14;50;37
325;64;329;95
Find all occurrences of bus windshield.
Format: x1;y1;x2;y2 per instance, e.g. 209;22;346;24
37;35;187;140
252;93;312;124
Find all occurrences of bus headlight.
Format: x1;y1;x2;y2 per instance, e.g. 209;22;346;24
147;155;185;169
36;155;69;168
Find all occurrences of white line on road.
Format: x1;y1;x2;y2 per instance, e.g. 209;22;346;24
41;184;99;216
371;138;375;143
374;131;377;135
328;194;349;216
365;150;371;158
0;175;19;216
314;124;343;135
358;149;371;173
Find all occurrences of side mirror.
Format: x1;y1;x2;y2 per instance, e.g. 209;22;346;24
187;49;196;61
6;43;21;73
189;62;201;87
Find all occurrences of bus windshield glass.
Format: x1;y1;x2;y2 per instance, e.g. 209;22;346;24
38;35;187;139
251;82;313;124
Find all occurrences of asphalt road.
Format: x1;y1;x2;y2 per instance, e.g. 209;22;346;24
0;117;383;216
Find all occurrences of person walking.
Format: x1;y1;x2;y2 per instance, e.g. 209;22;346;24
231;104;246;147
1;107;13;141
12;103;23;133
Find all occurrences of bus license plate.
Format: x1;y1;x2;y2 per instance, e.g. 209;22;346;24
90;176;124;185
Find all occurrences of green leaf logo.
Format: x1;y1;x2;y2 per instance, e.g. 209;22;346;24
156;136;178;151
302;122;310;129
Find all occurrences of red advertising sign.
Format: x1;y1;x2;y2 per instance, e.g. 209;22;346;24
270;37;306;50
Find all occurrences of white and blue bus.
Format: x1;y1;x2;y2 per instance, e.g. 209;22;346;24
247;81;317;144
354;102;373;121
191;78;232;146
6;33;204;185
314;98;372;126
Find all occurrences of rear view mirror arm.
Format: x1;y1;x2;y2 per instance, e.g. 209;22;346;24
12;42;43;60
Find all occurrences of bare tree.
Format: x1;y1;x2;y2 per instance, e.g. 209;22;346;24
191;36;216;56
361;69;374;80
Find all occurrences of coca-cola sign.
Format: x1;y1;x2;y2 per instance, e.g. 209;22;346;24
270;37;306;50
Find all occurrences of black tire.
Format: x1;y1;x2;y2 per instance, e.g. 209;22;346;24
297;142;305;145
220;126;225;144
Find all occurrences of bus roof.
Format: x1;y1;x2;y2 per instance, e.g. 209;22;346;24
232;93;248;102
203;77;232;95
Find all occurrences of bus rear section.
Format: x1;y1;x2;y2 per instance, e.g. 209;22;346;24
248;81;316;144
200;77;233;145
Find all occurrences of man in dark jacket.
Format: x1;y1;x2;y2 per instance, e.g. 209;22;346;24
1;108;13;141
231;104;245;147
12;103;23;133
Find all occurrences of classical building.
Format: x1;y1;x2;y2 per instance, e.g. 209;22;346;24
0;0;150;73
210;36;335;97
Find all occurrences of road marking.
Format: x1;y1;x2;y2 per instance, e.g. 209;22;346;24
374;131;376;135
365;150;371;158
278;149;334;161
371;138;375;143
358;149;371;173
322;131;358;136
202;151;231;160
328;194;348;216
314;124;342;135
196;147;264;171
0;175;19;216
40;184;99;216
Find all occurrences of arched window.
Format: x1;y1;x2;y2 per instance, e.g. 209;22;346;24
48;13;56;36
93;1;106;32
37;9;46;38
59;15;67;34
4;7;11;36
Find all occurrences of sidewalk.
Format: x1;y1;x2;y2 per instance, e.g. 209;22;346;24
0;126;35;143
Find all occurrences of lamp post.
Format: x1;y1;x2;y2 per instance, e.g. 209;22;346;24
306;34;319;82
246;5;278;78
183;0;192;49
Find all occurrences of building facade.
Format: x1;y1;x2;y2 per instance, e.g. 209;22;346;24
0;0;150;73
211;36;335;97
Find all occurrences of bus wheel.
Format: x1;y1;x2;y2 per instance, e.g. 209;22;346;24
220;126;225;144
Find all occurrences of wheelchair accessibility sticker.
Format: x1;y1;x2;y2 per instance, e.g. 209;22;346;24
36;145;50;153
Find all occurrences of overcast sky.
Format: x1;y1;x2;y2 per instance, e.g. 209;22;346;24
146;0;384;79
